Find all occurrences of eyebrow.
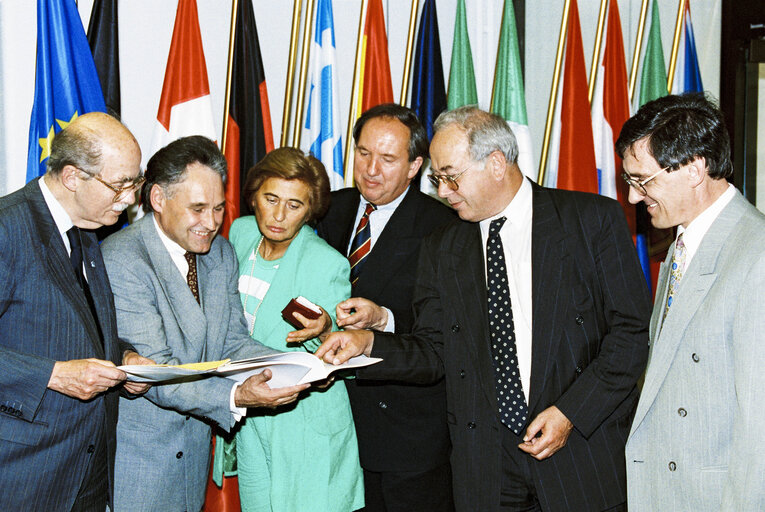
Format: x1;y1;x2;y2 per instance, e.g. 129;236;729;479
432;164;457;174
264;193;305;204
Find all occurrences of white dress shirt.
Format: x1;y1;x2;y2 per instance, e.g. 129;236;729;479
39;178;74;253
347;187;411;333
479;178;533;404
152;216;246;420
675;183;736;271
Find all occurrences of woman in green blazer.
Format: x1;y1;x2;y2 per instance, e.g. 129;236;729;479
216;148;363;511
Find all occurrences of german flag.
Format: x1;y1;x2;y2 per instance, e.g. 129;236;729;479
221;0;274;238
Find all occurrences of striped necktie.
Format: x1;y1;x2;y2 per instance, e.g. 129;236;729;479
348;203;376;286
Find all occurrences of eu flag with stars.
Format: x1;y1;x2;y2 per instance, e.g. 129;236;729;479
26;0;106;182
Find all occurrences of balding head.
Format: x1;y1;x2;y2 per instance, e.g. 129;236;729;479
47;112;140;177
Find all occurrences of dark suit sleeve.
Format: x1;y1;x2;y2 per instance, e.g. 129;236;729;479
554;199;650;437
362;233;446;383
0;221;54;422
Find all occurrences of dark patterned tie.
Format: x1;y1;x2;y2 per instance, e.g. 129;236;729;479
184;252;200;303
348;203;376;286
486;217;528;435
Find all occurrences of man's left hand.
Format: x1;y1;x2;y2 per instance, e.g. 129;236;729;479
517;405;573;460
121;350;154;395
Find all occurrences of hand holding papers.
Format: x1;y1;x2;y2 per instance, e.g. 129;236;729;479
119;352;382;389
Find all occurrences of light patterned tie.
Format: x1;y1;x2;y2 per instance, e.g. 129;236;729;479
348;203;376;286
184;252;200;303
486;217;528;435
663;233;686;320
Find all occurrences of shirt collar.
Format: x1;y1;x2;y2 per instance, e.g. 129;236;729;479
38;177;74;238
677;183;736;257
368;185;410;213
152;214;188;260
480;177;533;232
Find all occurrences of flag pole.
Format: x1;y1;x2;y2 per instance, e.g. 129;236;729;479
280;0;303;147
667;0;687;93
628;0;650;102
489;0;508;108
537;0;571;185
587;0;608;104
399;0;419;105
221;0;238;151
344;0;368;186
293;0;317;148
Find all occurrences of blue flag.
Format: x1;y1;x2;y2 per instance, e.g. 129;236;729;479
302;0;344;190
26;0;106;182
410;0;446;141
671;1;703;94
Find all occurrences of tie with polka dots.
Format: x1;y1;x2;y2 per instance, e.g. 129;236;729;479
486;217;528;435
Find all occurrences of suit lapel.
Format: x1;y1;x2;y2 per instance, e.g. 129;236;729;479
140;215;208;349
631;195;746;433
356;187;419;293
26;181;105;356
528;185;568;414
337;191;361;256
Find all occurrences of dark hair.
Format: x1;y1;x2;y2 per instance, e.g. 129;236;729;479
142;136;227;213
615;93;732;180
243;147;330;223
353;103;428;161
46;122;103;176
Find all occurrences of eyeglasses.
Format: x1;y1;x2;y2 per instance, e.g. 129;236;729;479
79;169;146;202
621;166;669;196
428;168;470;191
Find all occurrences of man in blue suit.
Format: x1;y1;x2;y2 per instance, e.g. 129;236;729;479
0;112;152;511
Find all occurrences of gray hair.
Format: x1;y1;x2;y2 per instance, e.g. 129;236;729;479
46;124;103;176
432;105;518;164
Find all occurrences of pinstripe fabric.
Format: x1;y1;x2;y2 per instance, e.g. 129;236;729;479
363;181;651;512
0;179;125;511
627;192;765;511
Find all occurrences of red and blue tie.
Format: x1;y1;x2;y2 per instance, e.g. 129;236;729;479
348;203;376;286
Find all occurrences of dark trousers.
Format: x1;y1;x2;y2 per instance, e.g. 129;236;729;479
360;462;454;512
70;424;108;512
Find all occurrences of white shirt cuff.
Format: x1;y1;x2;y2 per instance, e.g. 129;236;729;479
382;307;395;333
230;381;247;422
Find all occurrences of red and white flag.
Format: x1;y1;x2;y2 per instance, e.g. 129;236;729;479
150;0;216;155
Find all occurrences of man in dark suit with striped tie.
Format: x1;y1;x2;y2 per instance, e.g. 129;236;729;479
318;106;651;512
0;112;152;511
316;104;455;512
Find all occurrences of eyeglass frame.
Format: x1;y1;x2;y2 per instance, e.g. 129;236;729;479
78;168;146;203
427;167;470;191
621;165;670;196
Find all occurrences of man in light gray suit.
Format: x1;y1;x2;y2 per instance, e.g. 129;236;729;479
617;93;765;511
102;136;309;512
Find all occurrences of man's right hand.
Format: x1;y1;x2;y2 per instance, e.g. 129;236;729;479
234;369;309;409
48;358;127;400
315;329;375;365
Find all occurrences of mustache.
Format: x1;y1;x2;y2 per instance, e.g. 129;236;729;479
112;202;129;212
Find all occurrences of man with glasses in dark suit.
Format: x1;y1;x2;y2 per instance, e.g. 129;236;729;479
318;106;651;512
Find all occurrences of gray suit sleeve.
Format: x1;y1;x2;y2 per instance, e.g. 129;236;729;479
721;250;765;509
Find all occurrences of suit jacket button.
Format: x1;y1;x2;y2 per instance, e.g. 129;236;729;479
691;353;700;362
575;366;583;374
378;401;387;409
677;408;687;417
14;410;22;418
87;444;95;454
668;461;676;471
467;422;476;429
0;405;6;413
575;315;584;325
176;451;184;459
459;369;466;378
451;324;460;333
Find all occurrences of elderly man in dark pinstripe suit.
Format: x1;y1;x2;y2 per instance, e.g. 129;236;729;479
318;106;651;512
0;112;151;512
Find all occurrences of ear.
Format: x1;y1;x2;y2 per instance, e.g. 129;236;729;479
149;184;166;213
686;157;707;188
488;151;507;180
60;165;81;192
407;156;423;180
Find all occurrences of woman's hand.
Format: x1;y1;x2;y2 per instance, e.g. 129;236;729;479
286;307;333;344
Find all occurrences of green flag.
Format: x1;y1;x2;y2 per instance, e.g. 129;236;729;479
490;0;534;177
638;0;668;106
446;0;478;109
